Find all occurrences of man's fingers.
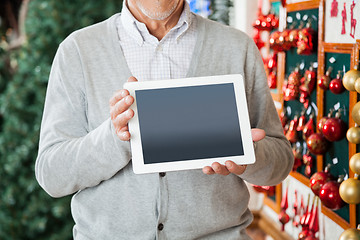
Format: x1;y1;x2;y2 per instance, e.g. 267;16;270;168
110;95;134;120
225;161;247;175
202;166;216;175
211;162;230;176
113;109;134;129
251;128;266;142
128;76;138;82
117;130;131;141
109;89;130;107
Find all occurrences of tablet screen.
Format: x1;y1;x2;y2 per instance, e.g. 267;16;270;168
135;83;244;165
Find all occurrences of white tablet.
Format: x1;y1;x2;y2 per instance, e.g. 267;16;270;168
123;74;255;174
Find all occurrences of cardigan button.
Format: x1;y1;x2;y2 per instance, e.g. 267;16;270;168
159;172;166;177
158;223;164;231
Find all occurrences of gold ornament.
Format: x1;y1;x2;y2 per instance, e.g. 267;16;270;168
339;177;360;204
350;153;360;175
347;127;360;144
338;228;360;240
352;101;360;125
354;78;360;94
343;66;360;91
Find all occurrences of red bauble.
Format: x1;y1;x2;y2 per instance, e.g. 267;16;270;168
303;151;314;177
270;31;282;52
267;53;277;70
298;230;310;240
309;166;332;196
279;29;292;51
297;23;316;55
286;116;299;143
268;71;277;89
306;133;329;155
319;179;345;210
329;71;345;94
318;67;333;90
322;112;347;142
303;115;315;140
317;110;334;133
293;147;303;171
297;112;306;131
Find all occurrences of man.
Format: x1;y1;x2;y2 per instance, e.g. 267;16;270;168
35;0;293;239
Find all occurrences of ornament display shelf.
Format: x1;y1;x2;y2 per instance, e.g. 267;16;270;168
264;0;360;236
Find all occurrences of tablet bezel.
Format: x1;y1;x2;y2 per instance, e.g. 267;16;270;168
124;74;255;174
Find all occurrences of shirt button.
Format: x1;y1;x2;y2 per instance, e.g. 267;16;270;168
158;223;164;231
159;172;166;177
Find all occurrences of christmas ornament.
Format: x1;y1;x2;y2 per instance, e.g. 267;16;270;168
307;198;319;240
281;0;287;7
270;31;283;52
289;27;301;48
253;29;265;49
303;151;315;177
349;153;360;175
268;71;277;89
279;187;289;231
343;65;360;91
350;1;357;39
306;133;329;155
297;22;316;55
286;116;299;143
310;165;333;196
267;53;277;70
322;111;347;142
341;2;347;35
298;195;311;240
280;109;288;128
318;66;333;90
354;78;360;93
351;101;360;125
331;0;339;17
299;66;317;108
303;114;315;140
297;110;306;131
317;110;334;133
293;146;303;171
329;71;346;94
252;185;275;196
284;67;302;101
319;176;346;210
338;227;360;240
347;127;360;144
278;29;292;51
339;175;360;204
292;190;299;227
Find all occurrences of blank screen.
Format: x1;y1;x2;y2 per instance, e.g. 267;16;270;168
135;83;244;164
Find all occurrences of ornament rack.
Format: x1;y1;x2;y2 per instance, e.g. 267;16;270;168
263;0;359;233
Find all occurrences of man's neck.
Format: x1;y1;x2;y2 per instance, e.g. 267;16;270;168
127;0;184;40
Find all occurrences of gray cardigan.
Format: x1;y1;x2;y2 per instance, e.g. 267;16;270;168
35;13;293;240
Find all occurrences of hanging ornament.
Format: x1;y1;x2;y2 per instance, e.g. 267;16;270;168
281;0;287;7
297;110;307;131
279;29;292;51
350;153;360;175
266;12;279;30
339;174;360;204
338;226;360;240
303;114;315;140
270;30;283;52
343;65;360;91
329;71;346;94
293;146;303;171
322;110;347;142
347;127;360;144
284;67;302;101
350;1;357;39
299;66;317;108
319;176;346;210
292;190;299;227
317;109;334;134
268;71;277;89
351;101;360;125
341;2;347;35
267;53;277;70
298;195;311;240
355;78;360;93
306;133;329;155
331;0;339;17
318;66;333;90
303;151;315;177
286;116;299;143
253;29;265;49
280;109;288;128
297;22;316;55
278;187;290;231
310;164;333;196
307;198;319;239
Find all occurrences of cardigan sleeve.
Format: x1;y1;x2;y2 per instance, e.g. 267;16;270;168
239;38;293;186
35;37;131;198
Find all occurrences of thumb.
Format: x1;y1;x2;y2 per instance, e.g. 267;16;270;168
251;128;266;142
128;76;138;82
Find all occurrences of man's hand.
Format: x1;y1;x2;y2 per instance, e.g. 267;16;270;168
202;128;266;176
109;76;138;141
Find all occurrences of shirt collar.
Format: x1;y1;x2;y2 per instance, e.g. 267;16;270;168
121;0;193;46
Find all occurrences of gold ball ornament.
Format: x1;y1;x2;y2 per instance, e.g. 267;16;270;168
339;177;360;204
347;127;360;144
338;228;360;240
352;101;360;125
346;127;360;144
354;78;360;94
350;153;360;175
343;67;360;91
